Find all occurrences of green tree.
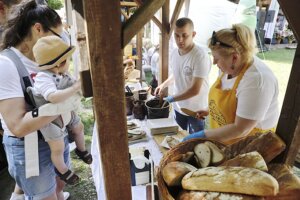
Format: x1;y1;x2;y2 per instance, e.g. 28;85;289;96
47;0;64;10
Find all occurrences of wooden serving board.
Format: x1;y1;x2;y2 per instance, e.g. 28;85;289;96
152;130;189;154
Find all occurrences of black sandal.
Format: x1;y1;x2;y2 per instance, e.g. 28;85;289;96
75;148;93;164
56;169;80;185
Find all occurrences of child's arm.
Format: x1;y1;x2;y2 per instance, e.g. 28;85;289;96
47;81;81;103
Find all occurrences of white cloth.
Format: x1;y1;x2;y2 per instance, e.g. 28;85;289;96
170;44;211;115
91;119;163;200
220;56;279;129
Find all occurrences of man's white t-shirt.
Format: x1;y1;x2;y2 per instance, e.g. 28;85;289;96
170;44;211;114
0;47;38;136
220;56;279;129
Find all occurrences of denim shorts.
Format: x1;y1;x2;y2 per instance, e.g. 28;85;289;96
2;134;70;200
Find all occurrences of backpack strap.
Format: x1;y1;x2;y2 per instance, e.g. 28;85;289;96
1;49;40;178
1;49;35;108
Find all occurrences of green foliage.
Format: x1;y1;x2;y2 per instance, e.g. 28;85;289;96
47;0;64;10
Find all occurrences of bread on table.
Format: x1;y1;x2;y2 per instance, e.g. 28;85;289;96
221;151;268;171
162;161;197;186
177;190;264;200
266;164;300;200
182;166;279;196
194;143;211;168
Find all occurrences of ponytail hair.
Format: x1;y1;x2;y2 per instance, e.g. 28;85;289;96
1;0;62;50
2;0;20;7
208;23;256;65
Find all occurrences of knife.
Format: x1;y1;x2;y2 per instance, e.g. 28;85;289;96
181;108;197;118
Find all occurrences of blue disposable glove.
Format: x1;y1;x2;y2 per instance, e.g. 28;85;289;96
164;96;175;103
182;130;206;142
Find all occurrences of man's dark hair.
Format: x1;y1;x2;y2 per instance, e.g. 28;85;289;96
1;0;62;50
175;17;194;30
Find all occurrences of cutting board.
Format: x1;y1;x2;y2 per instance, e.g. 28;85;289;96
152;130;188;154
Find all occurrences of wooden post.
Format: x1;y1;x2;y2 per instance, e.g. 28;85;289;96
83;1;132;199
160;0;170;86
137;29;143;84
274;0;300;165
275;45;300;165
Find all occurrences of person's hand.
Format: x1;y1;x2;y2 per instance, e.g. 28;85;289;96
38;93;81;117
154;84;164;96
164;96;175;103
182;130;206;142
196;110;209;120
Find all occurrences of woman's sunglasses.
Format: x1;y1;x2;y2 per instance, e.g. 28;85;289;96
46;27;72;46
211;31;232;48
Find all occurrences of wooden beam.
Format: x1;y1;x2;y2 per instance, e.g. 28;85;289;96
83;1;132;199
278;0;300;41
283;117;300;166
160;0;170;86
275;44;300;165
120;1;137;7
122;0;166;48
152;16;162;31
169;0;185;38
133;0;162;31
121;9;130;20
274;0;300;165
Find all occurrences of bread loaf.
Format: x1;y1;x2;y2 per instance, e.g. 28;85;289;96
177;190;264;200
224;132;285;163
221;151;268;171
194;143;211;168
205;141;225;165
265;164;300;200
182;166;279;196
162;161;197;186
240;132;285;163
224;134;259;159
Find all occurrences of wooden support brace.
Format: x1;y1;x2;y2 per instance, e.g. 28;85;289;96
122;0;166;48
169;0;185;38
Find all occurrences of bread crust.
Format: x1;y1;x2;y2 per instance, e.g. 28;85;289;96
221;151;268;171
182;166;279;196
266;164;300;200
177;190;264;200
162;161;197;186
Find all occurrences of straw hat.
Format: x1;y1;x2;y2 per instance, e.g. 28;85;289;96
33;35;75;70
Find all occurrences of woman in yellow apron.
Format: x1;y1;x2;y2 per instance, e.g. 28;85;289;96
183;24;279;145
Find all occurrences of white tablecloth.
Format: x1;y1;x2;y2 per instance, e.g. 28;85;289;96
90;119;164;200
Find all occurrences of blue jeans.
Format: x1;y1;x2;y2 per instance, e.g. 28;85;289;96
3;134;70;200
174;110;204;134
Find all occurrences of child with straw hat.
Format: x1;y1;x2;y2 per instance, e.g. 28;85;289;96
28;35;92;185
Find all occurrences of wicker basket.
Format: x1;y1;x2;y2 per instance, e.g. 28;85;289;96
157;138;226;200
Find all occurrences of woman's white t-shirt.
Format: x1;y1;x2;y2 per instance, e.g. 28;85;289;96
220;56;279;129
0;47;38;136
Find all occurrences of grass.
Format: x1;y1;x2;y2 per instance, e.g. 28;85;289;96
65;47;296;199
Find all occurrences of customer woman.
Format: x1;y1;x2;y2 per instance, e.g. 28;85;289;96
183;23;279;145
0;1;79;199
